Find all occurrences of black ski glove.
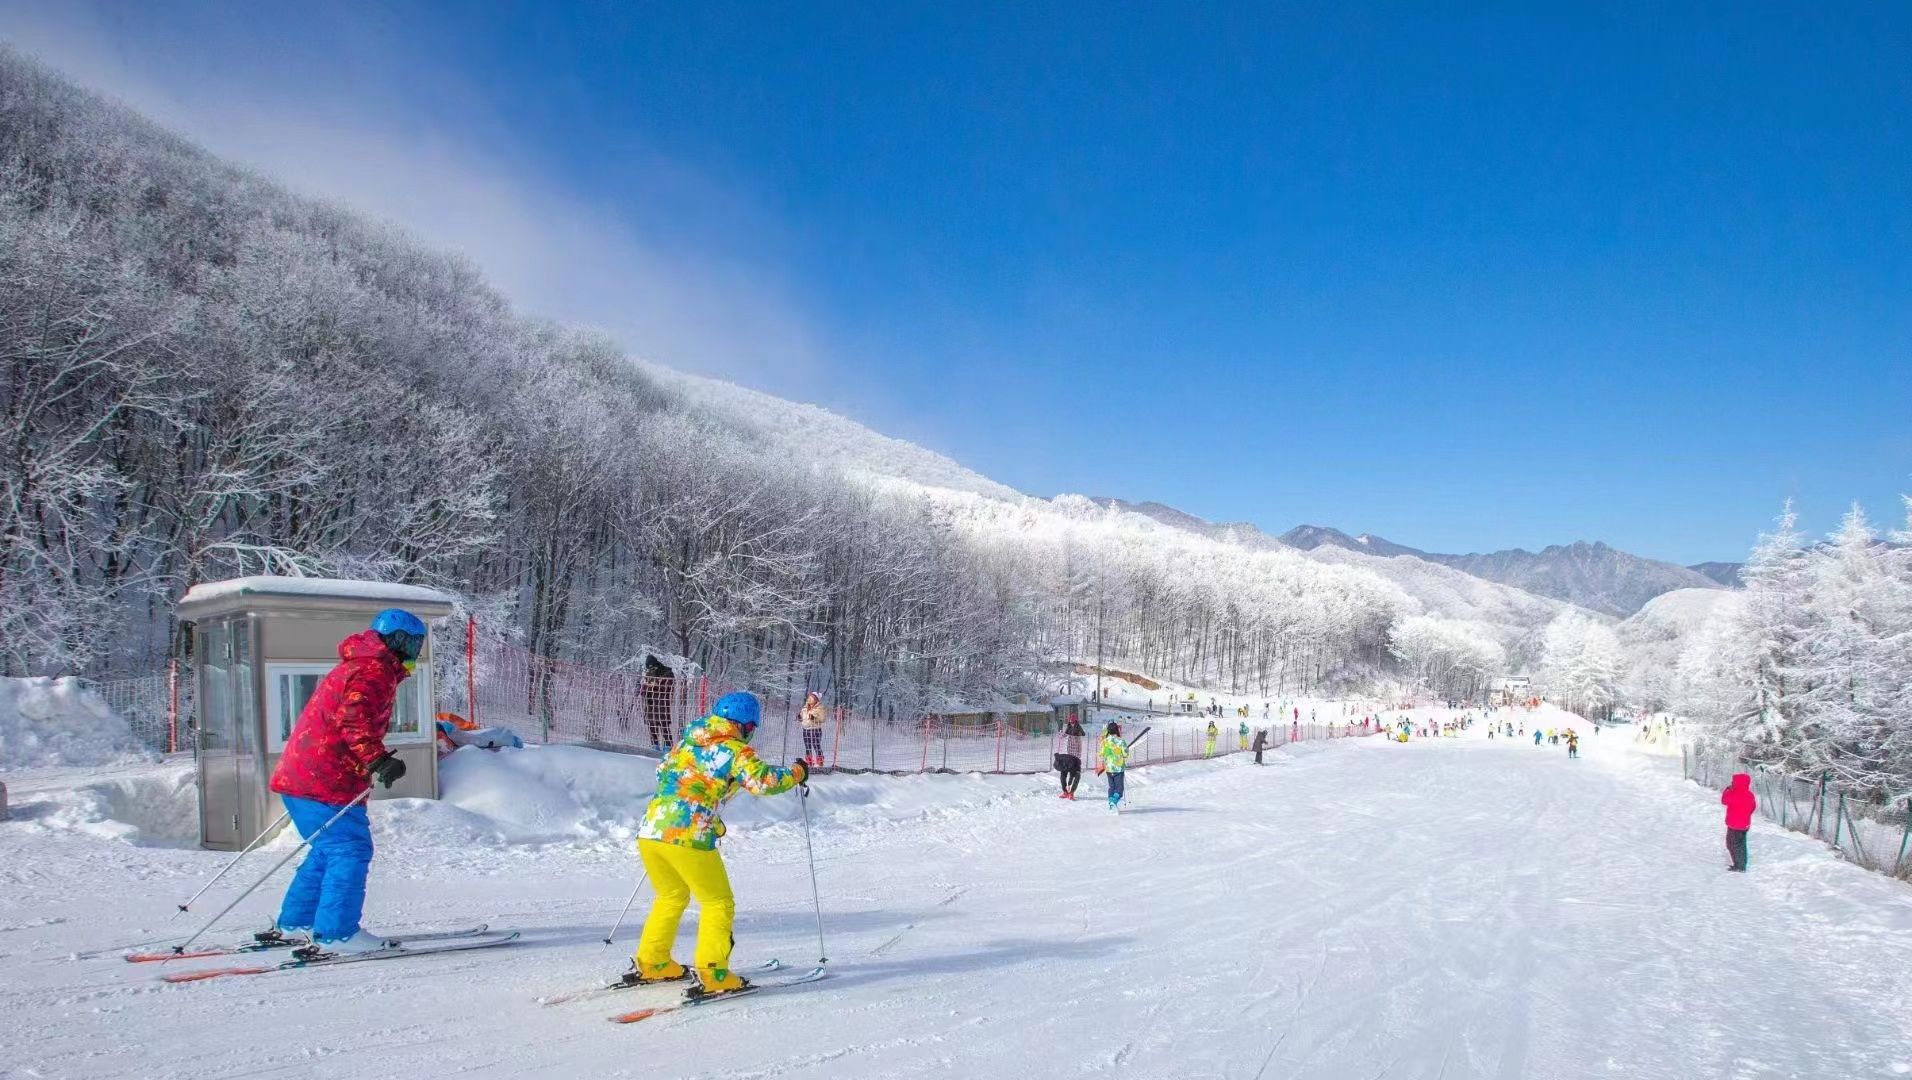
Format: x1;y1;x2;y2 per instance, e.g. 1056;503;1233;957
369;752;407;789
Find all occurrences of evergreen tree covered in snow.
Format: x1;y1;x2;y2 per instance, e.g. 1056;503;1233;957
1674;502;1912;801
1536;611;1623;718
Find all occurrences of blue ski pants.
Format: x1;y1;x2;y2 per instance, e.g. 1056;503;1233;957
276;794;373;941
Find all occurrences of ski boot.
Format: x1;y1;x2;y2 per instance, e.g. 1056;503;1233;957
685;965;754;1001
618;959;689;987
296;929;397;959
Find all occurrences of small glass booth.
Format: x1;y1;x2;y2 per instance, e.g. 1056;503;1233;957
179;576;455;851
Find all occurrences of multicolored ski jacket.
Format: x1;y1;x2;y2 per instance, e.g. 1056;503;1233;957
1099;734;1128;773
638;714;803;849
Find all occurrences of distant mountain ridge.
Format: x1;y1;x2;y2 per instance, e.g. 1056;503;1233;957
1277;525;1424;560
1276;524;1725;617
1686;561;1745;587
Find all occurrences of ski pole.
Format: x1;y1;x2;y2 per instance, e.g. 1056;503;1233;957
797;784;828;967
601;870;649;946
172;810;290;916
171;789;371;957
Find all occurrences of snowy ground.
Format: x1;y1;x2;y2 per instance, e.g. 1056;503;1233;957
5;713;1912;1079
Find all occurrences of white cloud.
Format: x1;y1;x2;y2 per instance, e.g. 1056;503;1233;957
0;1;826;390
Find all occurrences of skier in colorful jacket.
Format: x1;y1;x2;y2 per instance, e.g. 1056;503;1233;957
630;692;807;998
268;609;426;955
1099;722;1129;810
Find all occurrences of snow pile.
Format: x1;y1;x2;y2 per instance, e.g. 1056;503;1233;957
0;677;149;770
384;744;660;847
385;743;1058;851
0;761;198;846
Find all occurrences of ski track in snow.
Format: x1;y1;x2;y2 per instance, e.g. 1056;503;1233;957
4;726;1912;1079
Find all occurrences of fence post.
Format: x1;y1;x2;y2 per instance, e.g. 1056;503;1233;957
830;706;844;769
1816;774;1829;841
465;617;477;726
1895;811;1911;878
166;658;180;754
1833;794;1846;852
995;717;1005;773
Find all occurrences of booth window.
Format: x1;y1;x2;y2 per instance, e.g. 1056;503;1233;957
267;663;431;749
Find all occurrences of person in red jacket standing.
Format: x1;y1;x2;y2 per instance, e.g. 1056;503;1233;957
267;609;426;955
1721;772;1757;872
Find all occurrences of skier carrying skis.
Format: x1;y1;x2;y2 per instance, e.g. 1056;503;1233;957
1097;721;1129;810
1205;720;1219;758
1055;714;1086;800
798;691;827;767
267;609;426;955
627;692;807;998
1722;772;1756;872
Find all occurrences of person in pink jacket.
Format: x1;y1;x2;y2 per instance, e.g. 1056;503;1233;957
1721;772;1757;872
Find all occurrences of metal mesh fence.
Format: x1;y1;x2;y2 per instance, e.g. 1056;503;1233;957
449;637;698;752
446;633;1380;773
88;664;190;755
749;709;1368;775
1684;747;1912;881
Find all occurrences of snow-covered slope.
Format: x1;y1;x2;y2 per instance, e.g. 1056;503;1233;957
8;725;1911;1078
1615;587;1741;708
621;377;1588;657
648;365;1020;499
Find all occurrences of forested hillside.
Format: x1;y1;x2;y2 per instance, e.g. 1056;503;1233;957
0;50;1472;714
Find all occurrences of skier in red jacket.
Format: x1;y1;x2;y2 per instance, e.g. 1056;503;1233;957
266;610;426;955
1721;772;1756;872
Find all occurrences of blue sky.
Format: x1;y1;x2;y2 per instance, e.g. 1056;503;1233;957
6;2;1908;563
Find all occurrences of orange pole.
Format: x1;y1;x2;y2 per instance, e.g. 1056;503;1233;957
167;658;179;754
465;616;477;726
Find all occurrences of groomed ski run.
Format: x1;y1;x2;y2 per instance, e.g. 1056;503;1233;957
6;714;1912;1079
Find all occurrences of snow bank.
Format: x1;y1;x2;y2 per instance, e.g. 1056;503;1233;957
0;677;149;770
382;743;1057;851
381;744;660;847
0;761;198;846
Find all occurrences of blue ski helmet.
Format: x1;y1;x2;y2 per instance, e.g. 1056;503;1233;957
711;691;762;737
369;608;428;662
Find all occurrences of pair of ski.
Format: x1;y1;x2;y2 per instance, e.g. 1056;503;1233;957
539;958;829;1024
130;924;519;983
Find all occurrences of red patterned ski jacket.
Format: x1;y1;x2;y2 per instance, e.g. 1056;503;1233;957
270;630;407;805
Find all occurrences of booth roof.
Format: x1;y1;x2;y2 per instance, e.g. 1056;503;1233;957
179;576;456;615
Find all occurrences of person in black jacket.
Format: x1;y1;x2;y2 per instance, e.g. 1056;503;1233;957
1251;727;1269;765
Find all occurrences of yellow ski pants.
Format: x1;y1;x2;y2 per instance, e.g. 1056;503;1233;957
635;839;736;970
